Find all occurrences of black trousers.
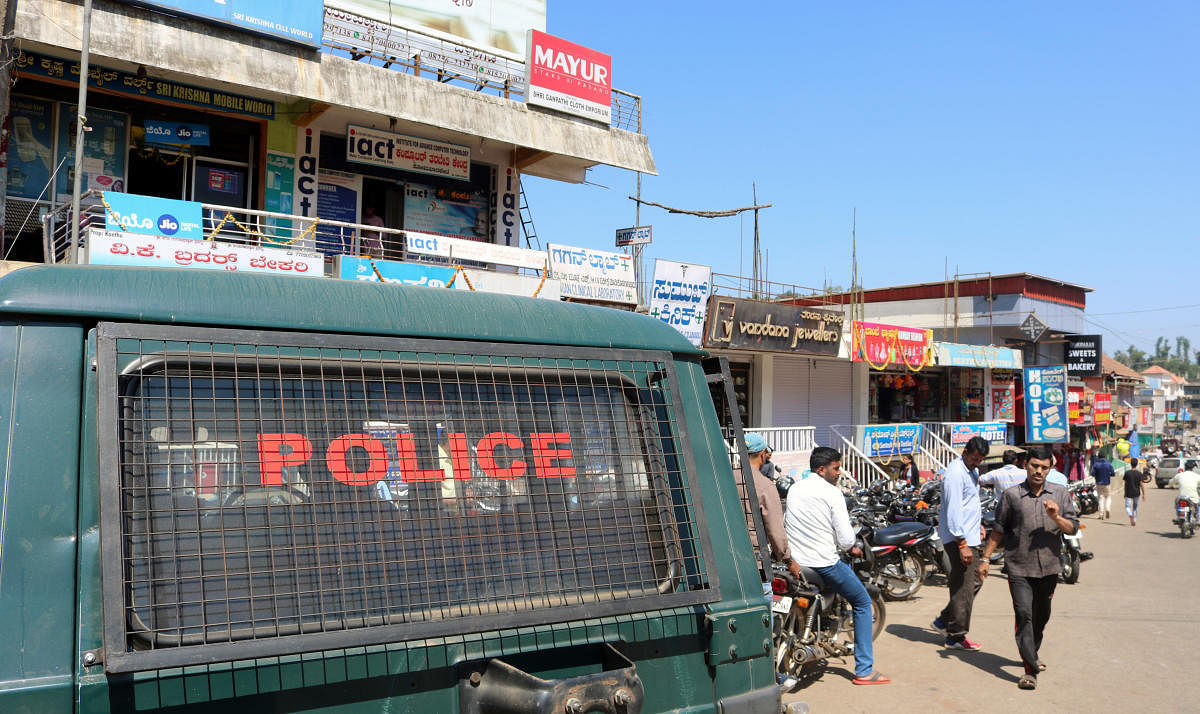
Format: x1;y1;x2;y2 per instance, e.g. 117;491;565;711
1008;574;1058;675
939;546;982;639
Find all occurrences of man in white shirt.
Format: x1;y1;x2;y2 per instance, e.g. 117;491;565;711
1169;459;1200;521
980;449;1027;493
785;447;890;685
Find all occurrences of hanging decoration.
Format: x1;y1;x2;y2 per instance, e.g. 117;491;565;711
852;321;933;372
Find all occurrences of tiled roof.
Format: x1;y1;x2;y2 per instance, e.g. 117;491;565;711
1103;355;1144;381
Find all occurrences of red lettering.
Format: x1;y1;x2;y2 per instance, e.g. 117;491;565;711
257;433;313;486
325;434;388;486
530;432;576;478
449;432;471;480
394;433;446;482
477;432;527;480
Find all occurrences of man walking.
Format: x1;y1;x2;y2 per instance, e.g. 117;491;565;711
1123;457;1146;526
785;447;890;685
979;444;1078;691
1090;453;1115;519
931;436;990;650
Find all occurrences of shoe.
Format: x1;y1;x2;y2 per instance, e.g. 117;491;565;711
931;617;947;635
945;637;982;650
1018;674;1037;690
777;673;799;691
1038;661;1046;672
852;671;891;685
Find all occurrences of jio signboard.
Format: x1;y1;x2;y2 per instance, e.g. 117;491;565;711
102;191;203;240
144;121;210;146
525;30;612;124
1023;365;1069;443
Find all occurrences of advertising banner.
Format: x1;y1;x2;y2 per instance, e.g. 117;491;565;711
1023;365;1069;443
1094;392;1112;424
116;1;323;47
704;297;844;356
102;192;203;240
56;104;127;202
264;151;295;243
525;30;612;124
546;243;636;305
991;385;1016;422
615;226;652;247
950;421;1008;448
404;183;490;238
1065;334;1103;377
7;95;55;200
1139;407;1151;427
648;259;712;347
852;321;933;369
347;125;470;180
325;0;546;60
936;343;1022;369
860;423;922;458
404;231;546;270
1068;386;1084;425
316;170;362;255
16;51;275;120
144;120;210;146
86;228;323;276
455;269;561;301
337;256;457;287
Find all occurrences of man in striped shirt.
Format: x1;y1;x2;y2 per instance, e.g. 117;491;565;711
981;449;1027;493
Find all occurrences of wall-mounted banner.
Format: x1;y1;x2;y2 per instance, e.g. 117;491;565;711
615;226;652;247
852;321;934;370
950;421;1008;448
703;298;844;356
56;104;127;202
936;343;1022;370
7;95;56;199
1068;386;1084;425
991;385;1016;422
1024;365;1069;443
264;151;295;243
325;0;545;60
1065;334;1102;377
316;169;361;256
454;269;561;301
404;231;547;270
648;259;711;347
115;1;323;47
525;30;612;124
403;182;490;238
102;192;203;240
859;423;923;458
15;51;275;119
144;120;210;146
546;243;636;304
493;163;520;247
86;228;323;276
347;125;470;180
1094;392;1112;425
336;256;457;287
1138;407;1151;427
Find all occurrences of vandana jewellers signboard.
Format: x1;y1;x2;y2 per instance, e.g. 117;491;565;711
703;297;844;356
1065;334;1102;378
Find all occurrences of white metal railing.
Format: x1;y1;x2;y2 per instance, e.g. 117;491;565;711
919;423;960;474
828;425;892;491
746;426;817;453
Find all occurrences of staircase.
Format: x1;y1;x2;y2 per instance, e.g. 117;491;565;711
518;187;540;250
919;423;963;476
829;425;893;491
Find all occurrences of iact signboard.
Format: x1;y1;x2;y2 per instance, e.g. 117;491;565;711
525;30;612;124
102;191;203;240
144;121;210;146
346;125;470;181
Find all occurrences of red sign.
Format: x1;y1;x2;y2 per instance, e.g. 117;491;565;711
258;431;577;488
1094;392;1112;424
851;321;933;369
991;386;1015;422
1068;386;1085;425
525;29;612;124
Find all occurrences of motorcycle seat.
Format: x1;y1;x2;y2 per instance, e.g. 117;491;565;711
873;522;933;546
798;566;827;592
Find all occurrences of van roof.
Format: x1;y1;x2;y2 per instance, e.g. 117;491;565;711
0;266;701;354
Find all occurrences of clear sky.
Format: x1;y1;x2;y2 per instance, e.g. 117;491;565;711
524;1;1198;357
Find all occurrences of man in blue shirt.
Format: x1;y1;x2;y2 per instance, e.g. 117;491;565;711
1090;454;1115;519
932;436;990;650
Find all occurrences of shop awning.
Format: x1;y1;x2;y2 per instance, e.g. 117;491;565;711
933;343;1023;369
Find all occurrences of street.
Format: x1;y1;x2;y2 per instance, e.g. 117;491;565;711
784;489;1200;713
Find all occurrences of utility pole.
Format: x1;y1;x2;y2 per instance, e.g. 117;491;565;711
751;183;760;297
69;0;94;261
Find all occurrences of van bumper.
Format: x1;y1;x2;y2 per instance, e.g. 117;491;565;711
718;683;783;713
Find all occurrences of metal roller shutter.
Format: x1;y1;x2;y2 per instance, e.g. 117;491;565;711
772;356;810;427
808;359;853;447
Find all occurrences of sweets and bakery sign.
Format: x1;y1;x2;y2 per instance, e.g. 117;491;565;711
703;298;844;356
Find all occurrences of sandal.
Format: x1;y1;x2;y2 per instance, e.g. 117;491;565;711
1018;674;1037;690
853;671;892;685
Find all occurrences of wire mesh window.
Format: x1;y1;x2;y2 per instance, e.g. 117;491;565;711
97;324;715;671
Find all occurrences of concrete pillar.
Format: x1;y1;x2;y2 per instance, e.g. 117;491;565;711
755;353;774;428
850;361;870;425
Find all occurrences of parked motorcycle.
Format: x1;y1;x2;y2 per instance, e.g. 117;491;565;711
1060;525;1085;584
854;516;937;601
1174;498;1198;539
1069;482;1099;516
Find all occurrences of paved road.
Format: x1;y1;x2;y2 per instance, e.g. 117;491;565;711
783;487;1200;713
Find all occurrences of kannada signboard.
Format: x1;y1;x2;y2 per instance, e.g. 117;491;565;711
525;30;612;124
949;421;1008;448
336;256;457;287
86;228;323;277
546;243;636;305
1094;392;1112;424
936;343;1023;369
326;0;545;60
102;192;204;240
615;226;652;247
703;298;844;356
852;321;933;369
860;423;922;458
1065;334;1103;377
346;125;471;180
117;1;323;47
1024;365;1069;443
1020;313;1049;342
648;259;711;347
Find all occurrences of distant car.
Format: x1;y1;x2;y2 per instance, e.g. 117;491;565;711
1156;457;1182;489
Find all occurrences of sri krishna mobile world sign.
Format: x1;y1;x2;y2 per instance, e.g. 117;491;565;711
118;1;323;47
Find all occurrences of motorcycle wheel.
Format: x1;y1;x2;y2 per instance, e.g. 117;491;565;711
871;591;886;640
1060;550;1080;584
880;551;925;601
773;603;806;681
1181;522;1192;539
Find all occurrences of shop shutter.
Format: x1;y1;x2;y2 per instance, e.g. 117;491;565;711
808;359;854;446
772;356;810;427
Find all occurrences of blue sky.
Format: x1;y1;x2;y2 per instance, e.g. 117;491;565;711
524;1;1198;356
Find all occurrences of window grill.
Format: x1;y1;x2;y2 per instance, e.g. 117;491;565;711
97;324;716;672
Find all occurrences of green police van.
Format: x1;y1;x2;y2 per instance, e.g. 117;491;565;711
0;265;780;713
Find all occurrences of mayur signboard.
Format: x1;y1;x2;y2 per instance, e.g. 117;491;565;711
525;30;612;124
703;298;844;356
